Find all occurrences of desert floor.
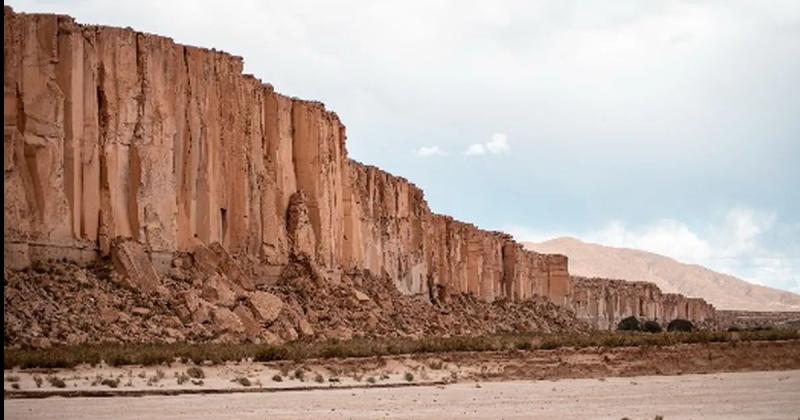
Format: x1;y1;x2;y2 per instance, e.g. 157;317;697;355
5;369;799;419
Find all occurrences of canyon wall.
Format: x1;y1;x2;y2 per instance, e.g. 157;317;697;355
570;276;716;330
3;8;571;305
3;8;715;328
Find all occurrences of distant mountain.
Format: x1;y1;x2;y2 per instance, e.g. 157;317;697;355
525;237;800;311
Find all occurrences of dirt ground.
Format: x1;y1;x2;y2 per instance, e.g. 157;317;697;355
5;370;800;419
5;340;800;397
5;340;800;419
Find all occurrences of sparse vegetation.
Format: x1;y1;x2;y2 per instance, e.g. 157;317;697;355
5;375;20;382
186;366;205;379
404;372;415;382
47;376;67;388
101;377;121;388
175;372;190;385
314;374;325;383
272;374;283;382
232;377;252;387
4;329;798;369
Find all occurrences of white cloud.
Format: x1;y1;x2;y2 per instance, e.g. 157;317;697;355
506;207;799;293
465;133;510;156
416;145;448;157
464;144;487;156
486;133;510;154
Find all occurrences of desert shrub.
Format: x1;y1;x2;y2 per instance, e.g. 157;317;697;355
186;366;205;379
617;316;642;332
667;319;695;332
47;376;67;388
232;377;251;387
642;321;663;333
314;374;325;383
404;372;414;382
101;377;120;388
293;369;305;381
272;374;283;382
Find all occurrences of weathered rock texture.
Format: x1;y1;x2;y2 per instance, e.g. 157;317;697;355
3;8;716;340
3;7;571;305
570;276;716;330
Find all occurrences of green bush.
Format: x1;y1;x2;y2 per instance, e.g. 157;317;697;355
617;316;642;332
642;321;663;333
667;319;695;332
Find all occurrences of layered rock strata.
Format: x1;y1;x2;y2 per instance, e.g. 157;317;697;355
4;9;716;332
570;276;716;330
3;8;570;305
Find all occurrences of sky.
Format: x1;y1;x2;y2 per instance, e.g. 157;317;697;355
7;0;800;293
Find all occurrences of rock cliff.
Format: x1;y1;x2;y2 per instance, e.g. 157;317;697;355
3;7;570;305
571;276;716;330
4;8;714;344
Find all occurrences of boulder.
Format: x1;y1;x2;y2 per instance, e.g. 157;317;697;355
201;273;237;307
110;239;163;294
211;307;245;334
209;242;255;291
247;291;284;324
233;305;261;337
353;289;371;302
191;243;255;292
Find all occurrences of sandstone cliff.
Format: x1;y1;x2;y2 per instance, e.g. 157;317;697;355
4;8;714;344
527;237;800;311
3;7;571;305
570;276;716;330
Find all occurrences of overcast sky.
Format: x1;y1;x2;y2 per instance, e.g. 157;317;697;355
8;0;800;293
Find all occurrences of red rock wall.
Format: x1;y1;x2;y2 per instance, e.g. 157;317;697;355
3;8;571;305
570;277;716;329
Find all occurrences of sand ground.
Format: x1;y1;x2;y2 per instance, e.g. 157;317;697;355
5;369;800;419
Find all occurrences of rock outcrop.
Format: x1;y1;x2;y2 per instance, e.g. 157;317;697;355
570;276;716;330
3;8;716;341
3;7;572;305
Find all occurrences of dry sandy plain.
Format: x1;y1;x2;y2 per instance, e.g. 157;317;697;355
5;341;800;419
4;370;799;419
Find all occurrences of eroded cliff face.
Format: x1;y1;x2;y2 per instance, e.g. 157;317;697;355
571;276;716;330
3;9;717;331
3;8;571;305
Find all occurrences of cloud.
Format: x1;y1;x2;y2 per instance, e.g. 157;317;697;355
416;145;448;157
486;133;510;154
506;207;800;293
465;133;510;156
464;144;487;156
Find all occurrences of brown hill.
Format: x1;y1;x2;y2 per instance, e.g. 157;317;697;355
525;237;800;311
